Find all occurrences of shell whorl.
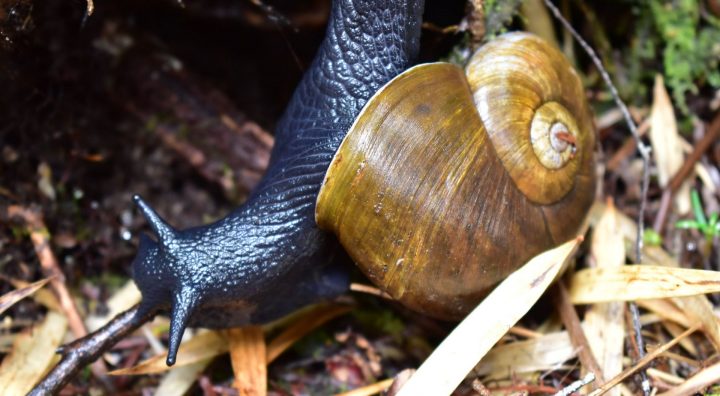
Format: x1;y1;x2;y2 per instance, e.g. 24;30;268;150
316;32;596;320
466;32;593;205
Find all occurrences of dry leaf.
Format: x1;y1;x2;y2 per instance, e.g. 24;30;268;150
657;359;720;396
335;378;395;396
670;297;720;351
0;278;52;316
8;278;61;312
600;201;720;349
86;281;142;332
636;299;691;328
396;238;581;396
109;330;227;375
584;203;625;395
112;303;350;376
0;311;68;396
226;326;266;396
154;360;212;396
649;74;690;213
473;329;576;379
37;162;56;201
569;265;720;304
267;304;351;362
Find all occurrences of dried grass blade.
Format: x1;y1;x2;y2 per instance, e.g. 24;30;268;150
396;238;581;396
109;331;227;375
636;299;691;328
649;74;691;213
0;311;68;396
111;303;350;377
266;304;351;363
588;323;701;396
0;278;52;316
473;329;575;379
154;360;213;396
669;297;720;351
584;202;625;393
569;265;720;304
334;378;394;396
657;359;720;396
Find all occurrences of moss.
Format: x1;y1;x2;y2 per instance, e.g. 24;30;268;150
639;0;720;113
484;0;524;39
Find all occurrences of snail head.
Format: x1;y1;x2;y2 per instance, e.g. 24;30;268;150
131;195;203;366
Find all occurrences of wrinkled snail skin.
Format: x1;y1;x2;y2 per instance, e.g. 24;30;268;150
131;0;425;365
316;33;596;320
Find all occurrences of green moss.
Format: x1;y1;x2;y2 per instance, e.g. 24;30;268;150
639;0;720;113
484;0;524;39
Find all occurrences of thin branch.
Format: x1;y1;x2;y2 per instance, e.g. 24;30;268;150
554;372;596;396
5;204;112;388
589;323;702;396
6;205;88;339
29;305;153;395
653;113;720;233
542;1;653;393
552;282;605;384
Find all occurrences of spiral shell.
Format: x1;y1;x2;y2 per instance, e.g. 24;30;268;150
316;32;596;320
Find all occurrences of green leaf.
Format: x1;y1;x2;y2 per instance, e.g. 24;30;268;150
643;229;663;246
676;219;701;230
709;213;719;230
691;190;708;226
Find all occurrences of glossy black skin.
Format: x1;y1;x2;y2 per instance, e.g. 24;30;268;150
131;0;425;365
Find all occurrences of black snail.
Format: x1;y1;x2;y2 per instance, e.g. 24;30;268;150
129;0;596;367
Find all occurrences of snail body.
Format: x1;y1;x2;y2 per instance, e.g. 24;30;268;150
129;0;595;366
316;33;595;319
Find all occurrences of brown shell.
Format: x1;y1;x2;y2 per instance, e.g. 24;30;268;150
315;32;596;320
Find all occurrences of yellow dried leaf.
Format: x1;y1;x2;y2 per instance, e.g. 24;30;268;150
0;311;68;396
657;359;720;396
670;297;720;351
154;360;212;396
569;265;720;304
0;278;52;316
474;329;575;379
585;203;625;395
226;326;266;396
636;299;691;328
111;303;351;377
266;304;351;362
396;238;581;396
86;280;141;331
109;331;227;376
8;278;61;312
649;74;690;213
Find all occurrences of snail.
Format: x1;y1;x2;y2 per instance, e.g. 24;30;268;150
130;0;595;367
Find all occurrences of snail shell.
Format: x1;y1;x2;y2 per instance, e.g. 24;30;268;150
315;32;596;320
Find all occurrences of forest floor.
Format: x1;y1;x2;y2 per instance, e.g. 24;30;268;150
1;0;720;395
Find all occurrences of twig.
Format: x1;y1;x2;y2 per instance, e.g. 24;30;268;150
542;1;653;393
349;283;394;300
605;119;650;172
653;113;720;233
335;378;394;396
29;305;154;395
28;305;155;396
554;372;596;396
6;205;112;387
588;322;702;396
657;359;720;396
6;205;87;339
552;282;605;385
